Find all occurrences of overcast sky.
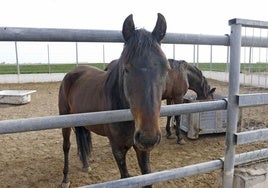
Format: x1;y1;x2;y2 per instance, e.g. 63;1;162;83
2;0;268;34
1;0;268;64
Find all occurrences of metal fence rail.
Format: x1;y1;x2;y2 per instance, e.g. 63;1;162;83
82;160;223;188
80;148;268;188
2;27;268;48
0;100;227;134
234;128;268;145
237;93;268;107
0;27;229;45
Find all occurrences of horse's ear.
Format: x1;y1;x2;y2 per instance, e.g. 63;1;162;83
210;88;216;94
122;14;135;42
152;13;167;42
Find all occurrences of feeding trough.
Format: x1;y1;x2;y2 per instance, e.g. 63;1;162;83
0;90;36;105
179;94;240;139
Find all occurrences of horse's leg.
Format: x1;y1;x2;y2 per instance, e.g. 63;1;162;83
165;99;174;139
133;145;152;188
174;96;186;144
174;115;186;144
110;141;130;178
166;115;172;138
62;127;71;188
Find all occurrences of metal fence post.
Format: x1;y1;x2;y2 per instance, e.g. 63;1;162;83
223;20;242;188
196;44;199;67
76;42;79;66
210;45;213;71
193;45;196;65
47;44;51;73
173;44;176;59
226;46;230;72
14;41;20;74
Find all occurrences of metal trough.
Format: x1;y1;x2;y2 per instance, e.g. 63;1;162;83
0;90;36;104
179;94;230;139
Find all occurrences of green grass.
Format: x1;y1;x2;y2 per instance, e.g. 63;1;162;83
191;62;268;73
0;63;108;74
1;62;268;74
190;63;228;72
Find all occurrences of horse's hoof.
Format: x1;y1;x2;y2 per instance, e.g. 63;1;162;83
166;134;176;139
82;166;92;172
177;138;186;144
62;182;70;188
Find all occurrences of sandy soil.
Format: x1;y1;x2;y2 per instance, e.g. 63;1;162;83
1;80;268;188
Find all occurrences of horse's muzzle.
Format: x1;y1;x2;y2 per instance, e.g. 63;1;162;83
134;130;161;151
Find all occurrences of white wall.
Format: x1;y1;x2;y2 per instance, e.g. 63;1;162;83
1;72;268;89
0;73;66;83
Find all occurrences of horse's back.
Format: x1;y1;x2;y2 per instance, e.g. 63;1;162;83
59;65;109;114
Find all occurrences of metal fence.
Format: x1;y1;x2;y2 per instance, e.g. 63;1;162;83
1;18;268;187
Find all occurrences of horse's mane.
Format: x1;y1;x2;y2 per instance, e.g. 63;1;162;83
121;29;157;65
185;62;203;80
185;62;211;96
104;62;128;110
187;62;211;96
168;59;211;96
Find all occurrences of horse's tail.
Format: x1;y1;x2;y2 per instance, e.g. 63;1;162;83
75;126;92;168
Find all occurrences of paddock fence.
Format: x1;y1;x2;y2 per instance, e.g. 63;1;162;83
1;18;268;187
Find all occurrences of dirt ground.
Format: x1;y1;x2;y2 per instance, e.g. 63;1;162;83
1;79;268;188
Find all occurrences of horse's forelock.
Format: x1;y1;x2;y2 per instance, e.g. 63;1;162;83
122;29;158;64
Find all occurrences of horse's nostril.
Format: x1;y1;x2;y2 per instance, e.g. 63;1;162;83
134;130;161;151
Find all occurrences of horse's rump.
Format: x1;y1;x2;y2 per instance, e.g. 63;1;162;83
59;65;110;135
162;60;189;100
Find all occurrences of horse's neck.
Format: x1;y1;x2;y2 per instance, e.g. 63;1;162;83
105;63;129;110
187;67;204;97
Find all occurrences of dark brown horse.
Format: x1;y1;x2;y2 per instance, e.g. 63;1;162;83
58;13;169;188
105;59;216;145
163;59;216;144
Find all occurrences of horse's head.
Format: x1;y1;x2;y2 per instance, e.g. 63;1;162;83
196;77;216;100
119;13;169;151
186;65;216;100
207;87;216;100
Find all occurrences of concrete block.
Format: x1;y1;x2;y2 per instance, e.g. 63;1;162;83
234;164;268;188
